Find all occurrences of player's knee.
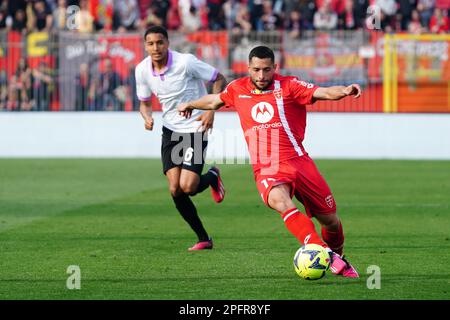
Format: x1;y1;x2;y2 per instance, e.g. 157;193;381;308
179;181;197;195
268;195;294;213
169;185;182;197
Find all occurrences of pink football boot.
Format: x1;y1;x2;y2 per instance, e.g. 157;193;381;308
330;252;359;278
188;239;213;251
209;167;225;203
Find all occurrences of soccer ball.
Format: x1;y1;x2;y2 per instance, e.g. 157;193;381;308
293;244;331;280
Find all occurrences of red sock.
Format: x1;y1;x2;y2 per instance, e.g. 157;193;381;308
281;208;327;247
321;221;344;255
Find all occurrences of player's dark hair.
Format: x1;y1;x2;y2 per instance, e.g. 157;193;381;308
144;26;169;41
248;46;275;63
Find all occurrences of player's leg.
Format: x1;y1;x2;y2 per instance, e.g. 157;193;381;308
177;130;215;250
162;127;211;250
292;157;344;254
294;156;358;277
266;183;327;247
179;166;223;201
314;212;344;256
168;168;210;245
179;130;225;202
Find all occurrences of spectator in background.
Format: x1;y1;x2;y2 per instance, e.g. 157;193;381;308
338;0;358;29
179;0;202;32
223;0;239;30
286;10;304;38
12;9;27;33
92;0;114;32
296;0;317;30
75;63;90;111
260;0;282;31
166;0;181;30
207;0;226;30
429;7;449;33
53;0;68;30
417;0;435;28
231;3;252;34
31;61;54;111
248;0;264;31
33;0;53;32
313;0;338;30
398;0;417;31
151;0;171;28
141;5;164;29
10;57;32;111
114;0;139;32
7;0;27;21
352;0;368;29
256;0;282;31
408;9;424;33
97;59;122;111
136;0;151;21
0;2;8;29
375;0;397;31
74;0;94;33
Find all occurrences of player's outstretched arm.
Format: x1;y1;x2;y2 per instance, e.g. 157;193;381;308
211;73;227;94
139;100;154;130
178;94;225;118
313;84;362;101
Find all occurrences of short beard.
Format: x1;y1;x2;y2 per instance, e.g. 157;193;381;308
251;79;273;91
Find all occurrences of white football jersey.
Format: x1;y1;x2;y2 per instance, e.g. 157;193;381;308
135;50;218;133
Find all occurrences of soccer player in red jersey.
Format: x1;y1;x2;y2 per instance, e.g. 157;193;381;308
178;46;361;277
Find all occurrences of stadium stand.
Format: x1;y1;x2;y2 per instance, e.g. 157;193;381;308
0;0;448;112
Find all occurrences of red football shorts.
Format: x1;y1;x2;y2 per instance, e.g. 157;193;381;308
254;155;337;217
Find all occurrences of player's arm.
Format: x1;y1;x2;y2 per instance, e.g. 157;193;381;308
195;72;227;130
139;100;154;131
178;94;225;118
312;84;362;101
210;73;227;94
135;65;154;131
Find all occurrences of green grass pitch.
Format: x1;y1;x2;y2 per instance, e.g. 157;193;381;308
0;159;449;299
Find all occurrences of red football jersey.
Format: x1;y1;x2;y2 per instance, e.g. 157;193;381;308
219;74;318;173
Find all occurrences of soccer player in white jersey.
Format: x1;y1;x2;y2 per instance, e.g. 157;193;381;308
136;26;227;251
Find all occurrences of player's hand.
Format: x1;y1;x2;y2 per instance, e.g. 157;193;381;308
343;84;362;98
144;116;154;131
178;103;193;119
196;110;214;133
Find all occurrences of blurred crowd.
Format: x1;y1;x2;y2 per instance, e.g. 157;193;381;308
0;0;448;35
0;0;448;112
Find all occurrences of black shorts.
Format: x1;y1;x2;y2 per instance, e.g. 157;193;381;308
161;126;208;175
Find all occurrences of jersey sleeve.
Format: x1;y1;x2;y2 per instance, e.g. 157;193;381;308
185;54;218;83
219;81;236;108
135;66;152;102
289;77;319;105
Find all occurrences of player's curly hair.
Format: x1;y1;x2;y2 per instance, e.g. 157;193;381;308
248;46;275;63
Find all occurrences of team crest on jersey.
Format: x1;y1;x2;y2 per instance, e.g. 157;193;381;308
325;195;334;208
273;88;283;100
251;102;274;123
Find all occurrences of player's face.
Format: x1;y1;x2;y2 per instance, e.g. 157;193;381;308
145;33;169;63
248;57;277;90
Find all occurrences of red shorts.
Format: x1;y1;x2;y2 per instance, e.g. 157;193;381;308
254;156;336;217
